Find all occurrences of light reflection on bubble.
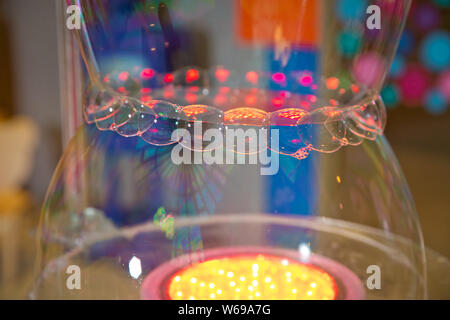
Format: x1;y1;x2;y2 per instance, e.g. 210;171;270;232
181;105;224;151
223;108;268;155
268;108;310;157
94;94;121;131
140;100;187;146
114;99;141;137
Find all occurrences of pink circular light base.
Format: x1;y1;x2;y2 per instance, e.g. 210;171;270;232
141;246;365;300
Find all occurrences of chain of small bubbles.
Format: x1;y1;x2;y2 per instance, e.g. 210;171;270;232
83;66;386;160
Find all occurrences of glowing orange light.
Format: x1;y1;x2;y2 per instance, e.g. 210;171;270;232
214;94;227;105
224;108;267;126
141;95;153;104
164;73;174;83
219;86;230;94
351;84;360;93
329;99;339;106
183;105;208;118
246;71;259;85
272;97;284;108
140;68;154;80
323;109;344;118
326;77;340;90
185;92;197;104
277;108;306;121
215;68;230;83
167;254;337;300
187;86;200;92
186;69;200;83
245;94;257;106
163;89;175;99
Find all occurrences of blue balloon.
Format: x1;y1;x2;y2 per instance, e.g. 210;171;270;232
420;31;450;72
424;89;448;115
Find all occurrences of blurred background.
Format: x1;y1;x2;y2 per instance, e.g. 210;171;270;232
0;0;448;298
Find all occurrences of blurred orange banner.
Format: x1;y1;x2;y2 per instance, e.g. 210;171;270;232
236;0;319;46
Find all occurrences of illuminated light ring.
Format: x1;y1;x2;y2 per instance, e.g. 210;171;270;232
84;65;385;158
141;246;365;300
83;89;385;157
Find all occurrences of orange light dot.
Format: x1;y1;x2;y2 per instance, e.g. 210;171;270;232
185;92;197;104
215;68;230;83
326;77;340;90
245;94;257;106
246;71;259;85
272;97;284;108
186;69;200;83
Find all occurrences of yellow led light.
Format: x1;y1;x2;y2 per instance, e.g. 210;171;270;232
167;254;337;300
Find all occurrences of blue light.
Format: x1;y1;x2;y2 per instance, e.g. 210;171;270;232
389;55;406;78
336;0;368;21
398;30;414;54
337;30;361;57
420;31;450;72
381;85;400;108
424;89;448;115
432;0;450;7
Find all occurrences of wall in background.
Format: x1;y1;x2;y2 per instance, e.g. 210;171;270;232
0;0;62;200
